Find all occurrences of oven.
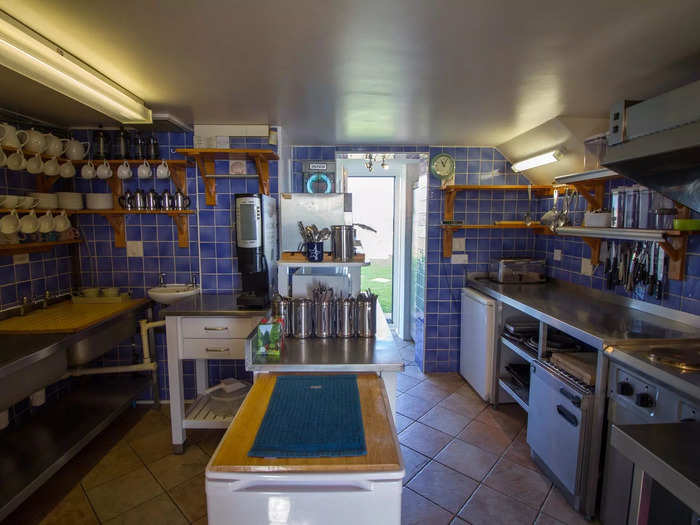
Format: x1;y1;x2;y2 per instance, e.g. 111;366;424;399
600;361;700;524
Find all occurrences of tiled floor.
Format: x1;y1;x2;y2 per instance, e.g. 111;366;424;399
10;335;594;525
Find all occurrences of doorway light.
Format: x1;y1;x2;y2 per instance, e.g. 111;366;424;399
0;10;152;124
511;149;562;172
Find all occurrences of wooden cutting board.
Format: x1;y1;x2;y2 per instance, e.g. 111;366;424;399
551;352;598;386
209;373;402;473
0;298;149;334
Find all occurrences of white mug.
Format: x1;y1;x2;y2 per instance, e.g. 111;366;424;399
0;232;20;244
59;160;76;178
0;210;20;234
53;210;71;232
19;210;39;234
38;211;55;233
7;149;27;171
64;138;90;160
81;160;96;179
0;123;28;149
18;196;39;209
117;161;132;179
23;128;47;155
43;157;60;176
156;159;170;179
137;160;151;179
96;160;112;179
44;133;67;157
26;153;44;174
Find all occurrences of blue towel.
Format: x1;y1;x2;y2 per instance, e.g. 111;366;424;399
248;375;367;458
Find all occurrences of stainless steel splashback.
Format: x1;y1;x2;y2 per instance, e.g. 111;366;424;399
279;193;351;252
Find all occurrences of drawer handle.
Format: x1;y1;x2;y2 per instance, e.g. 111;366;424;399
556;405;578;427
559;387;582;408
204;326;229;331
206;347;230;353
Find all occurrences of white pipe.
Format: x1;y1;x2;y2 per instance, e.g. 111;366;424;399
70;362;157;376
140;319;165;364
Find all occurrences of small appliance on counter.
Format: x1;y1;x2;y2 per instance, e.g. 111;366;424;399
489;258;546;283
235;193;278;307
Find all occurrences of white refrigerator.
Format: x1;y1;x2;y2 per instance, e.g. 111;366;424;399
460;287;496;402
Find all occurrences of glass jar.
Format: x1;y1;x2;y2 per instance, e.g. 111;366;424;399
624;185;639;228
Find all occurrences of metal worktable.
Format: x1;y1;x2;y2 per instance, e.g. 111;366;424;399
611;422;700;519
0;333;77;379
162;293;269;318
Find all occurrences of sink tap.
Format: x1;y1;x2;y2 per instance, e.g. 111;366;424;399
159;272;166;286
19;296;31;316
39;290;51;309
189;272;198;287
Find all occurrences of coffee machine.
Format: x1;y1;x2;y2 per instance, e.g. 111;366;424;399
235;193;277;307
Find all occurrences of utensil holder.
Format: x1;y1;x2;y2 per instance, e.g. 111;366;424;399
306;242;324;262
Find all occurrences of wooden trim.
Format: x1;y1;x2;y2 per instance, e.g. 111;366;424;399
0;239;81;255
104;214;126;248
582;237;601;266
254;155;270;195
443;229;453;258
443;189;456;222
174;215;190;248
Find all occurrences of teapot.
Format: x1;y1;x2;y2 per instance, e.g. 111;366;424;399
0;123;28;149
118;190;134;210
145;188;161;210
64;137;90;160
161;189;174;210
44;133;67;157
173;190;191;210
24;128;47;155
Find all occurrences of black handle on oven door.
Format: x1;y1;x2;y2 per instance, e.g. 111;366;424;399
559;387;581;407
556;405;578;427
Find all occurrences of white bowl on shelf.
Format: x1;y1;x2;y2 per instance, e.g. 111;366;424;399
85;193;113;210
29;192;58;210
56;192;84;210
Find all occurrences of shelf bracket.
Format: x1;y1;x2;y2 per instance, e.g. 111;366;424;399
659;235;687;281
173;214;190;248
572;182;604;211
443;189;456;222
582;237;601;266
253;155;270;195
170;165;188;195
106;177;124;209
442;228;453;258
36;175;60;193
193;155;217;206
105;214;126;248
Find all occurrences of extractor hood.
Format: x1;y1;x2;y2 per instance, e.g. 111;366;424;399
602;80;700;213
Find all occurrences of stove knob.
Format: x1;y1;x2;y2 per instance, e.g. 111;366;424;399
635;393;655;408
617;382;634;396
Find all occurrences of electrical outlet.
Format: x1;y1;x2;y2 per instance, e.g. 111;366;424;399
452;237;465;252
229;159;246;175
451;253;469;264
581;258;593;276
12;254;29;265
126;241;143;257
554;249;562;261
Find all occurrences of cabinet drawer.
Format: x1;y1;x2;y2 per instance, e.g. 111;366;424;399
181;338;246;359
181;316;261;339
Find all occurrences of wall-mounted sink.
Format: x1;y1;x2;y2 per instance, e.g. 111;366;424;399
148;284;200;305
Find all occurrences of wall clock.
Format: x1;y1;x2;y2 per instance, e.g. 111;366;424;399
430;153;455;187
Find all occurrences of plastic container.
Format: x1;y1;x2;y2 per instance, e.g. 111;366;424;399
654;208;677;230
624;186;639;228
611;187;625;228
583;134;607;170
637;187;652;229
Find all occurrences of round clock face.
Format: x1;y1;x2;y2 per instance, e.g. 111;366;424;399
430;153;455;180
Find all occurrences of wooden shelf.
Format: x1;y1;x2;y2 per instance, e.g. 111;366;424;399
442;184;555;192
441;222;547;257
0;239;81;255
176;148;279;205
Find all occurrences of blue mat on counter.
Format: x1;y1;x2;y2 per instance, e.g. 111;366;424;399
248;374;367;458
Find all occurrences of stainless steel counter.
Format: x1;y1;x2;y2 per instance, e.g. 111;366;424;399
467;278;699;349
0;333;76;378
246;305;404;373
611;422;700;517
162;293;269;317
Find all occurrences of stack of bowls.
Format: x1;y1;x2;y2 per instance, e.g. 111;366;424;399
56;192;84;210
29;192;58;210
85;193;113;210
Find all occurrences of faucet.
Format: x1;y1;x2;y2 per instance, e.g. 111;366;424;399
19;296;31;316
189;272;198;287
159;272;167;286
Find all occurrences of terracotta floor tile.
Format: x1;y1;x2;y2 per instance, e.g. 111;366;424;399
124;409;171;443
483;458;552;509
401;488;453;525
397;392;439;419
196;430;226;457
535;514;566;525
541;487;597;525
397;373;422;392
81;442;143;490
85;467;163;522
459;484;539;525
103;493;187;525
148;445;209;489
38;484;99;525
476;405;526;438
395;413;415;433
399;422;452;457
400;445;430;483
453;383;484;401
129;428;174;465
405;381;452;404
434;438;499;481
457;419;514;455
407;461;478;513
419;405;472;436
169;473;207;522
437;392;486;418
503;438;540;473
402;365;427;380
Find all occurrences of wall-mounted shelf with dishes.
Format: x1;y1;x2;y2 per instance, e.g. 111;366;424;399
175;148;278;205
0;239;82;255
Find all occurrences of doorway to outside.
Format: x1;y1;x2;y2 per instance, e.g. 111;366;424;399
346;177;395;319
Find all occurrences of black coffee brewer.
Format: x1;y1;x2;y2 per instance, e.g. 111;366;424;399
234;193;278;307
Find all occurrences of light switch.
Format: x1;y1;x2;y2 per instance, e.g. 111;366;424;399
580;258;593;276
452;237;465;252
126;241;143;257
554;249;562;261
13;254;29;265
451;253;469;264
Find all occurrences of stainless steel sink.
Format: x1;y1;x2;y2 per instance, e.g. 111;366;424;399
67;310;139;366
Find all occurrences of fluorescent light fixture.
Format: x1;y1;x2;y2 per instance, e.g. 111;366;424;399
511;149;562;172
0;10;151;124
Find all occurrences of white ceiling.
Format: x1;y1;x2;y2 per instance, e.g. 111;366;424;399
1;1;700;144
